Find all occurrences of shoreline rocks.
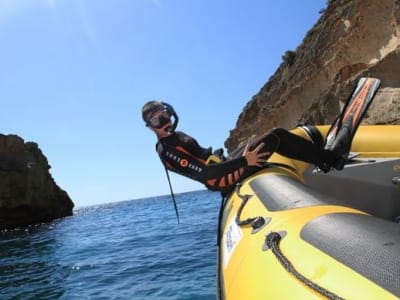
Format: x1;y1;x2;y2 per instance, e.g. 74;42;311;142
0;134;74;229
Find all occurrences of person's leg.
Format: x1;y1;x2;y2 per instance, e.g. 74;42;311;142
228;127;339;172
257;128;339;172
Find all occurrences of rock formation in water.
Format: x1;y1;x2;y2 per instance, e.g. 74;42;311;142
225;0;400;151
0;134;74;229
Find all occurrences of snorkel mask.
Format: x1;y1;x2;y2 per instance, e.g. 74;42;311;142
142;101;179;132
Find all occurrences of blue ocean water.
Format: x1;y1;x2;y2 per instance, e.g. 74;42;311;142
0;190;222;300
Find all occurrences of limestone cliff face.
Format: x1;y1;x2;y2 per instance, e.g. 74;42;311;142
0;134;74;229
225;0;400;151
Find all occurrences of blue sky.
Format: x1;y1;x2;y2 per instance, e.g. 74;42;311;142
1;0;327;207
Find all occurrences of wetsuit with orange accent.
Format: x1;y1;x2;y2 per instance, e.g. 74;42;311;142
156;131;248;193
156;128;339;194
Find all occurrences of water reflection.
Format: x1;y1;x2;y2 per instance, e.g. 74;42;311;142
0;222;70;299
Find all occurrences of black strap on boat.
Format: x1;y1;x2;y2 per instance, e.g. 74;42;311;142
164;167;180;224
234;183;261;226
265;232;344;300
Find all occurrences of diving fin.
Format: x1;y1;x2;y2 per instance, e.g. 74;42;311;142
324;77;381;166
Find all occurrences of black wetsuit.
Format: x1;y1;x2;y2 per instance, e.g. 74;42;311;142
156;128;337;194
156;131;248;192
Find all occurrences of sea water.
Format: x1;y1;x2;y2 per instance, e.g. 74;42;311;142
0;190;222;300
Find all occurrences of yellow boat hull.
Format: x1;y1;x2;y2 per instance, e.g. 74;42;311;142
218;125;400;300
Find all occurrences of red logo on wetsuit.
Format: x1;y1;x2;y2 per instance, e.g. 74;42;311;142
180;159;189;167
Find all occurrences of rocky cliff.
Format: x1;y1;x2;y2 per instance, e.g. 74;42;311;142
225;0;400;151
0;134;74;229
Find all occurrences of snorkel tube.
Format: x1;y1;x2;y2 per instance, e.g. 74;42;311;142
159;102;180;223
160;103;180;223
161;102;179;132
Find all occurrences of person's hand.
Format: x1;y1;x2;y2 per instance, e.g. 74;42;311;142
243;142;270;166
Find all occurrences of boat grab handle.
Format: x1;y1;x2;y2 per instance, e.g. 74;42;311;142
392;176;400;185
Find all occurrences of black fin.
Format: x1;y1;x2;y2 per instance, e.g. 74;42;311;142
324;77;381;161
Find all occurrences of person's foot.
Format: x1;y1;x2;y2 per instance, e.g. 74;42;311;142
322;122;352;172
316;149;346;173
316;160;334;173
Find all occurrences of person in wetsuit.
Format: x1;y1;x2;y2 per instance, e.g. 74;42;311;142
142;101;340;195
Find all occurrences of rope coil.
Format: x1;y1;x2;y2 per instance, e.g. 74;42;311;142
265;232;344;300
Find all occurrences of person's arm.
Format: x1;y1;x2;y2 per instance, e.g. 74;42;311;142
200;142;268;181
157;131;269;187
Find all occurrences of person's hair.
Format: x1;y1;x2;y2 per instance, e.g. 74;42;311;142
142;100;163;122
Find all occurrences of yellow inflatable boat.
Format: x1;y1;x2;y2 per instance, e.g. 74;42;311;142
217;125;400;300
